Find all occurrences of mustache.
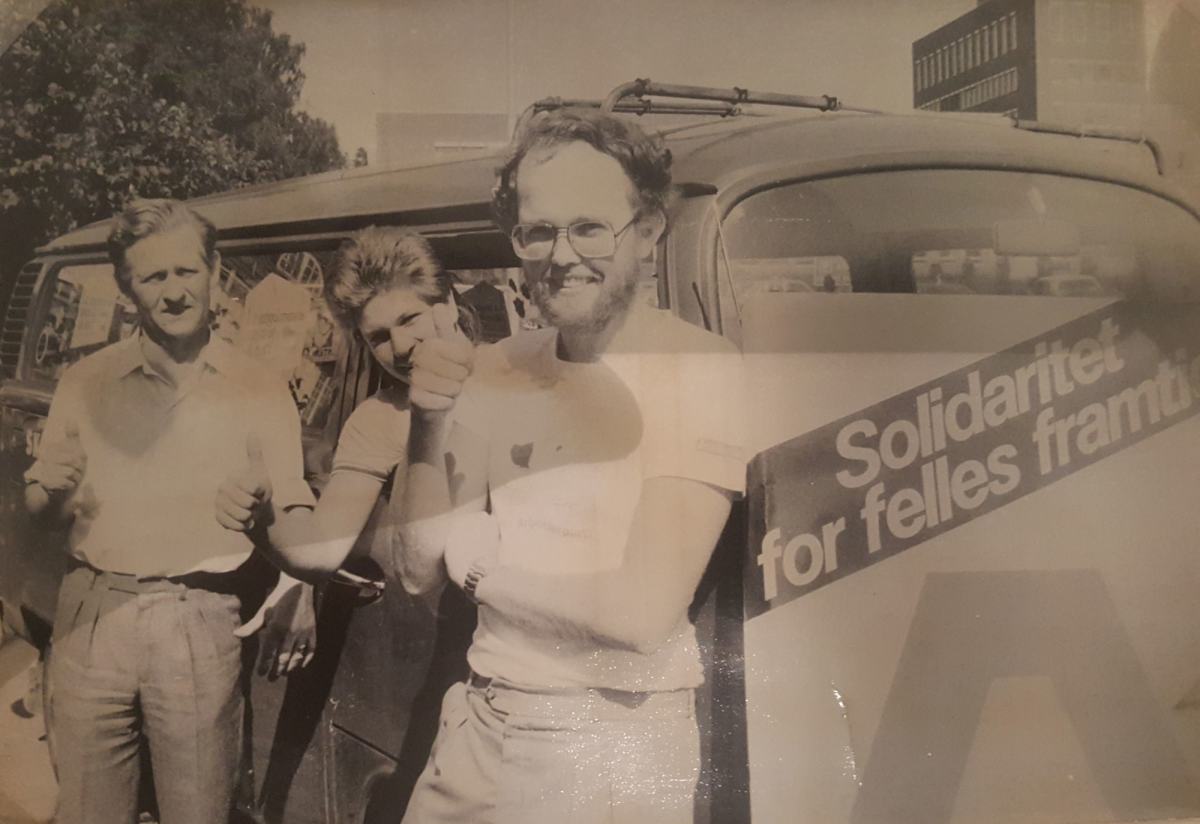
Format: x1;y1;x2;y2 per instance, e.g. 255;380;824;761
542;262;603;286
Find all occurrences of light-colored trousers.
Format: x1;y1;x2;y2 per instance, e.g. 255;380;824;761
46;563;245;824
402;676;700;824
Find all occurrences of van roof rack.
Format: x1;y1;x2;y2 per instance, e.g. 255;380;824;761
601;78;858;114
520;78;880;132
1012;118;1165;175
530;96;746;119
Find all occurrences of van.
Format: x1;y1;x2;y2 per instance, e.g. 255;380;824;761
3;80;1200;824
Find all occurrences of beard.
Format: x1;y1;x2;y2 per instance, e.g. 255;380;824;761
532;263;639;333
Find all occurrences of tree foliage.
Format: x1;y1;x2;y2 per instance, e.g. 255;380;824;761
0;0;344;292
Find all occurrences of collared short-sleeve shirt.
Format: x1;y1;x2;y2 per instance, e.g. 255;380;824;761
33;334;315;577
454;303;748;691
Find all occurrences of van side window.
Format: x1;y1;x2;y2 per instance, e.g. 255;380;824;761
720;170;1200;310
215;251;341;431
31;252;343;435
31;263;136;384
31;251;538;439
451;266;532;341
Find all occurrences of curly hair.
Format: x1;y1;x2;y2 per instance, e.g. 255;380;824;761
492;108;673;233
324;226;452;330
107;199;218;286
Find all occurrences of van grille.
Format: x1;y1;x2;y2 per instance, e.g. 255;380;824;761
1;263;41;379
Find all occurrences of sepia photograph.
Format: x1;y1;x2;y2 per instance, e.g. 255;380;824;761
1;1;1200;822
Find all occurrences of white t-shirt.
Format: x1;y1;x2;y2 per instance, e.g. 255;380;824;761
331;383;410;485
455;303;747;691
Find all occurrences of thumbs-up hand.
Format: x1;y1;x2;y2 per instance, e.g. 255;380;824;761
215;433;275;534
409;302;475;415
28;421;87;494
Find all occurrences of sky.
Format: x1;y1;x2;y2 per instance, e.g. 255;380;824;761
258;0;976;160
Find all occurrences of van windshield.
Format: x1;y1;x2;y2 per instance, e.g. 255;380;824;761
720;170;1200;305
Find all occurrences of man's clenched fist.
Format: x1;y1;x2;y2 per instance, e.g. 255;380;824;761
409;302;474;413
215;432;274;534
27;421;87;495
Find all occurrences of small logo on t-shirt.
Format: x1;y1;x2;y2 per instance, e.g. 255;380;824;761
510;442;534;469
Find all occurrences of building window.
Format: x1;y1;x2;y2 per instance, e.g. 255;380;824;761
1008;12;1018;50
998;17;1008;54
950;42;957;76
991;21;1000;56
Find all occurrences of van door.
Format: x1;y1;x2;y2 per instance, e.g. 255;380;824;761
717;170;1200;823
0;259;127;635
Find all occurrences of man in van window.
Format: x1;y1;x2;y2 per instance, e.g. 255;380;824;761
397;109;747;823
23;199;316;824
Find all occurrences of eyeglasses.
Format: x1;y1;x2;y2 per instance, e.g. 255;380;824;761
509;217;637;261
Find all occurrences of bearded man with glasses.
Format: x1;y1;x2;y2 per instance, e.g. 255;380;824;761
396;108;747;824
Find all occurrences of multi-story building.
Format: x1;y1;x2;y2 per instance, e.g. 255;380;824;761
913;0;1144;131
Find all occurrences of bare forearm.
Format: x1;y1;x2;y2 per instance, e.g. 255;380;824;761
395;460;452;596
392;419;443;594
255;468;387;583
258;506;352;584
